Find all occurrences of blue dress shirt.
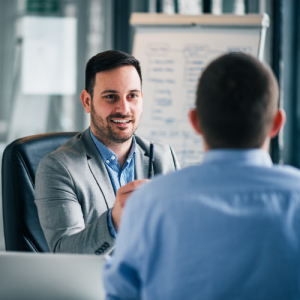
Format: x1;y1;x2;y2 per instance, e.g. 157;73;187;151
104;149;300;300
90;129;136;238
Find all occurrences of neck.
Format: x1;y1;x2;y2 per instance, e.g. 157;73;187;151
91;127;132;168
107;138;133;168
203;137;271;153
260;137;270;152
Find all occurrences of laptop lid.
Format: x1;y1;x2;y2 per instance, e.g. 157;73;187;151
0;252;106;300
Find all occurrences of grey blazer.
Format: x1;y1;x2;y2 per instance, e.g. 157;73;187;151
35;128;179;254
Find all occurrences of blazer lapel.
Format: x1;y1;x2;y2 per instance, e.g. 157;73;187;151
82;129;115;209
135;143;149;179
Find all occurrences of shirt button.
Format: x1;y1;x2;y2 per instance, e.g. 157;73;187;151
106;160;110;164
111;156;115;160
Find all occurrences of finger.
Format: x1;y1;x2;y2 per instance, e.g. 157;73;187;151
116;180;150;207
118;179;149;194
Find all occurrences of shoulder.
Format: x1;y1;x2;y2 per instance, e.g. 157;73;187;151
129;167;190;210
135;135;180;171
37;130;88;172
135;135;171;155
129;162;300;206
52;132;85;158
267;164;300;187
273;164;300;176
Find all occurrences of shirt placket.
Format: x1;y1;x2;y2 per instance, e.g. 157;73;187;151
119;161;129;188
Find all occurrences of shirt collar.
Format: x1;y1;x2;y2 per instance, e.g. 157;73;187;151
201;149;273;168
89;128;136;165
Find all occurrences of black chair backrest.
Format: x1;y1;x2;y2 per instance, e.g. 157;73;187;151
2;132;79;252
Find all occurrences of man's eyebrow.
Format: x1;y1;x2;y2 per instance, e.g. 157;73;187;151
101;90;118;95
101;89;141;95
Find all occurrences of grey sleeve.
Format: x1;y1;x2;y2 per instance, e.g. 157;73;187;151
34;154;114;254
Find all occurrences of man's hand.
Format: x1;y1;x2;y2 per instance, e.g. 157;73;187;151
111;179;149;231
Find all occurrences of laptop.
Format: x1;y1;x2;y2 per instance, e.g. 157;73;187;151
0;251;106;300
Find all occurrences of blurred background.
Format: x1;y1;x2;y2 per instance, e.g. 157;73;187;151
0;0;298;250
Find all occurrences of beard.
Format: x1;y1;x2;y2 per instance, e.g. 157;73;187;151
90;102;141;145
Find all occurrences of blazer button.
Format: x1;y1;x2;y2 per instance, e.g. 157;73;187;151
95;250;102;255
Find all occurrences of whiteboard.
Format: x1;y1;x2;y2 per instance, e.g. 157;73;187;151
22;17;77;95
132;14;269;167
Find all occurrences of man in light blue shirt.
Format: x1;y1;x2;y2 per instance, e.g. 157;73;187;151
103;53;300;299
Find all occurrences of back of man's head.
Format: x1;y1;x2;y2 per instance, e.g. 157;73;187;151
196;53;278;149
85;50;142;99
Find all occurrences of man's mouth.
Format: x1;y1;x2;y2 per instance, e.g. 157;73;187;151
110;119;132;128
111;119;131;124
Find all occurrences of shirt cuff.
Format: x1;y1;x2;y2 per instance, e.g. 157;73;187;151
107;208;117;239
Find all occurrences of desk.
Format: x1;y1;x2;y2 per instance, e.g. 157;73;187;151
0;252;106;299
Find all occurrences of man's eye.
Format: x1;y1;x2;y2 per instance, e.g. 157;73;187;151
129;94;138;99
105;94;116;100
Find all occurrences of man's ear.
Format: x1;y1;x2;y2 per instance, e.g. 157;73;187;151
269;109;286;138
189;108;202;135
80;90;92;113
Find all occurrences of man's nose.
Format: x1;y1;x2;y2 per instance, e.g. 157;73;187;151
116;97;130;115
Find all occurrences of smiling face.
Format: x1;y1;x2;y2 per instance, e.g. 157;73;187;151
81;65;143;147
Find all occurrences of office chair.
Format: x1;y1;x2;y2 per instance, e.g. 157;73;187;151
2;132;79;252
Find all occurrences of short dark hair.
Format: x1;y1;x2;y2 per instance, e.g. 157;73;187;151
85;50;142;99
196;53;278;149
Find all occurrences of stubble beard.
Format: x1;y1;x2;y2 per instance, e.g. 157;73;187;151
90;102;141;146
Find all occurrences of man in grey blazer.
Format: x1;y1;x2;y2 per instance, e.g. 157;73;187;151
35;51;179;255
